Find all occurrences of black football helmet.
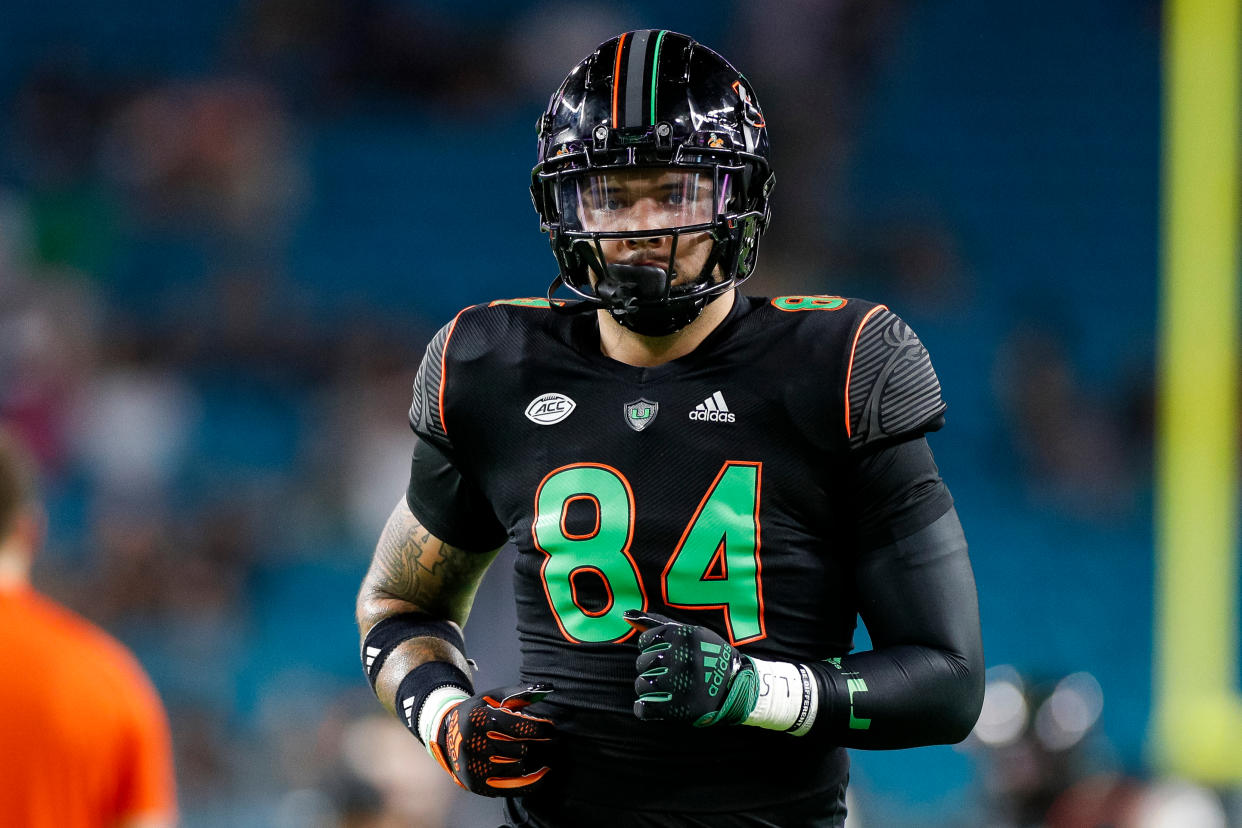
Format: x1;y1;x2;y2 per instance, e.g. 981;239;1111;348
531;30;774;336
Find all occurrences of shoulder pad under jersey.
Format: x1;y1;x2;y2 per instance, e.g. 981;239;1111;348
845;306;946;449
408;315;459;447
408;300;559;446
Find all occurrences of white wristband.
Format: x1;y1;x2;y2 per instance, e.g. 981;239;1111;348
416;685;471;751
742;657;819;736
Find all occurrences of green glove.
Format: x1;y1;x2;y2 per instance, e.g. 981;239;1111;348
624;610;759;727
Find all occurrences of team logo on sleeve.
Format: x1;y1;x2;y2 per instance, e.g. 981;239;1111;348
624;398;659;432
525;393;577;425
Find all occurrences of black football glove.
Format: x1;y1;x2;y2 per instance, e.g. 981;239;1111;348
624;610;759;727
428;685;555;796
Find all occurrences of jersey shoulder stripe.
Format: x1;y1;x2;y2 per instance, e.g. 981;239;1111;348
409;306;472;444
409;301;568;445
844;305;945;448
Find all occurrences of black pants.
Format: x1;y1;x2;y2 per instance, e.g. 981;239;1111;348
500;786;847;828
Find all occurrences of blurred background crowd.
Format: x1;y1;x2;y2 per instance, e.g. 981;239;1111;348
0;0;1228;825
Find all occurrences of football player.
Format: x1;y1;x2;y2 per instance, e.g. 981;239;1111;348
357;30;984;828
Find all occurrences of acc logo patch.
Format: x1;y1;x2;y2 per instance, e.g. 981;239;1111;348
525;393;576;425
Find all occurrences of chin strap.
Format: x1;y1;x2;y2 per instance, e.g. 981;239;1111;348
616;297;710;336
548;235;728;335
598;264;705;337
546;274;595;316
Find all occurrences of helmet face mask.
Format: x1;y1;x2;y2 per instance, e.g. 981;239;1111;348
531;30;774;337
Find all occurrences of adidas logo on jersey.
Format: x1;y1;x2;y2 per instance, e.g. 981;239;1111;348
689;391;736;423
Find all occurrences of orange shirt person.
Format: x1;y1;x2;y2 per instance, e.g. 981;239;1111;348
0;430;177;828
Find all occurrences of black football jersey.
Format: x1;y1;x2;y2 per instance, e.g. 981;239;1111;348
405;294;949;814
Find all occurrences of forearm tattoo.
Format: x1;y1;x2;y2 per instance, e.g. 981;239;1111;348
365;500;491;624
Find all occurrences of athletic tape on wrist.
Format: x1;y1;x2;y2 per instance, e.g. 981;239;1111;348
361;612;466;689
789;663;819;736
418;685;471;749
742;658;819;736
395;660;473;745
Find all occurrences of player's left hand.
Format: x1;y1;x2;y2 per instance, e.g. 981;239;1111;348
623;609;759;727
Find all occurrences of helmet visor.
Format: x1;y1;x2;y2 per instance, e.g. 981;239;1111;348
558;168;731;234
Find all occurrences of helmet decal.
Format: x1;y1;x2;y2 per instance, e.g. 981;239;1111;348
648;30;669;125
609;30;676;129
732;80;765;129
622;30;651;128
610;31;628;128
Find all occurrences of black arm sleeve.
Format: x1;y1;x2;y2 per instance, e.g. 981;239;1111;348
847;436;954;550
804;439;984;748
405;434;508;553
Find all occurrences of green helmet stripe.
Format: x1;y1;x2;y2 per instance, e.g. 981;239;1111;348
649;30;668;125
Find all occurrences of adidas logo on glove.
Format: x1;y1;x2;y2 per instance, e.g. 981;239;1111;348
689;391;736;423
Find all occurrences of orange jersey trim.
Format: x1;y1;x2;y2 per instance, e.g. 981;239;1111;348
843;305;888;439
560;494;601;540
437;306;472;441
569;566;615;618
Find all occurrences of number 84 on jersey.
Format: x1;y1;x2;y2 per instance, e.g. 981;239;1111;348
532;461;764;646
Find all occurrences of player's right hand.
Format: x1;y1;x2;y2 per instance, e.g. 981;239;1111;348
624;610;758;727
428;685;556;797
